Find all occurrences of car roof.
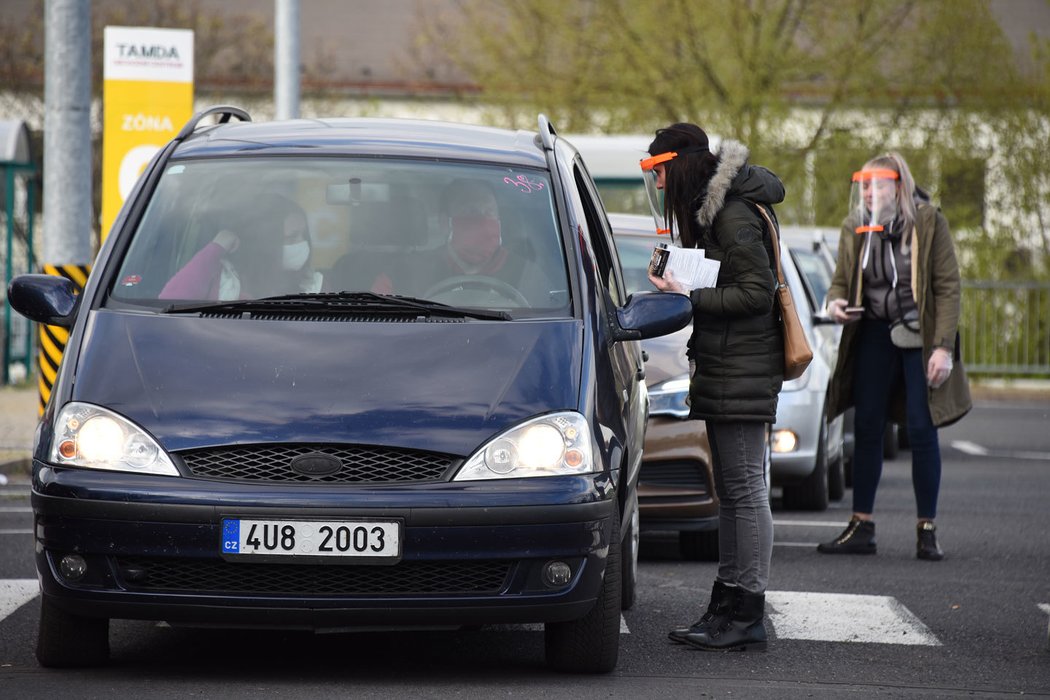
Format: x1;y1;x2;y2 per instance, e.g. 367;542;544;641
172;117;550;168
607;212;658;238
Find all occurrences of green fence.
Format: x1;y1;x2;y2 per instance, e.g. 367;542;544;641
961;281;1050;376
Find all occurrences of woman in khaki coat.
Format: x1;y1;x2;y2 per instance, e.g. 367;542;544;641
820;152;971;561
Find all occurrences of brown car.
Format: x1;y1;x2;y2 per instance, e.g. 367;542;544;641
611;214;719;561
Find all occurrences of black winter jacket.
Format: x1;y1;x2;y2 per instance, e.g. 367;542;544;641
686;140;786;422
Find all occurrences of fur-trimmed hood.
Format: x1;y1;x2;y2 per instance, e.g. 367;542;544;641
696;140;785;228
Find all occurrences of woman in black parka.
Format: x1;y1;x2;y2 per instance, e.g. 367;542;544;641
646;123;785;652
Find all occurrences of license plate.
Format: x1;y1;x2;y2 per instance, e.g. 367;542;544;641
221;519;401;560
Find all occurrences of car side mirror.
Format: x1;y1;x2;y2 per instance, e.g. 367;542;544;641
7;274;80;327
611;291;692;342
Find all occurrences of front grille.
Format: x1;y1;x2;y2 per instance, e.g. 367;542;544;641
115;557;511;596
178;444;456;483
640;460;708;490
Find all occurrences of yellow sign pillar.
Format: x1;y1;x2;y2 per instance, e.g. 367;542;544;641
101;26;194;241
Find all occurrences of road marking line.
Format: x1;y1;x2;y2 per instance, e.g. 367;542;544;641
0;507;32;513
485;615;629;634
773;520;846;528
766;591;941;646
0;529;33;535
951;441;1050;461
0;579;37;623
951;440;988;456
1039;604;1050;616
773;542;818;547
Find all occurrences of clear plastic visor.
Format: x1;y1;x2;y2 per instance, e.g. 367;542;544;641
640;152;675;237
849;168;900;234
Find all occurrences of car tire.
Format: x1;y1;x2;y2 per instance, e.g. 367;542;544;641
679;529;719;561
781;415;830;511
883;423;899;460
620;493;639;611
828;451;845;501
36;596;109;668
545;506;621;674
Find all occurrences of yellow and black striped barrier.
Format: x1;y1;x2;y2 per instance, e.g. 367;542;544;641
38;263;90;416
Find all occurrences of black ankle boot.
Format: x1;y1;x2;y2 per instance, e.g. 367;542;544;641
817;517;877;554
683;591;768;652
669;580;737;644
917;521;944;561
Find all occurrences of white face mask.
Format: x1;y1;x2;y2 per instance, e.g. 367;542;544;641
282;240;310;271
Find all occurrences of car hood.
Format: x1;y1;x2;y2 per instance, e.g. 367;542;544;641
70;310;583;456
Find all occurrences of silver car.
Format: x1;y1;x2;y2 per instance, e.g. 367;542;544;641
773;228;845;510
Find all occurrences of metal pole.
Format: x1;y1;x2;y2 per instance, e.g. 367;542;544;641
40;0;92;410
274;0;301;120
24;175;35;378
43;0;93;266
3;170;13;384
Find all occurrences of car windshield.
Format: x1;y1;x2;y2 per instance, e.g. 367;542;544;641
110;157;571;315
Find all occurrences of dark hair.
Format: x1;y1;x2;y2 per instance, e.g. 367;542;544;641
648;123;719;249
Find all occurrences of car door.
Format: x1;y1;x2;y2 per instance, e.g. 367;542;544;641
562;147;646;495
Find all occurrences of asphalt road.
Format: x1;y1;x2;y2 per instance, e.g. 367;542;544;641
0;398;1047;699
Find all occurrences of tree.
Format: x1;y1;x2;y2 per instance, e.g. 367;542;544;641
412;0;1041;261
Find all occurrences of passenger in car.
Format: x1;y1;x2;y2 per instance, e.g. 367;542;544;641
160;195;322;300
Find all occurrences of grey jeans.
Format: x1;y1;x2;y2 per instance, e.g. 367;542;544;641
706;420;773;594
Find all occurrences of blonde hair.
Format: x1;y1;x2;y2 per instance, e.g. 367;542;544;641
862;152;918;245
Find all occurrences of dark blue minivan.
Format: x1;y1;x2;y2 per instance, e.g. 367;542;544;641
9;108;691;673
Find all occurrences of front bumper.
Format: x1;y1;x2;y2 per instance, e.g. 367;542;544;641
32;462;616;629
637;416;718;532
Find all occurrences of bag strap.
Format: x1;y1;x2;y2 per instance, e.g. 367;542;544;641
748;201;788;291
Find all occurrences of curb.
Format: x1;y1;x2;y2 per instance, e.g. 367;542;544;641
969;380;1050;401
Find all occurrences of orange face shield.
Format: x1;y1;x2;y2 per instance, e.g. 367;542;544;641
639;151;678;237
849;168;900;235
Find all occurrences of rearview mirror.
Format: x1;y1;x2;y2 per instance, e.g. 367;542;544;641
612;291;692;342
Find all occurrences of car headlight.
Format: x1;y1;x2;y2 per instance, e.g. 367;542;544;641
51;402;179;476
453;412;594;481
648;375;690;418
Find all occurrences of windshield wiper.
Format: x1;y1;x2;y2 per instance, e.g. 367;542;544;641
162;291;511;321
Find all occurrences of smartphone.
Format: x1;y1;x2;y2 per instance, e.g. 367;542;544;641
844;306;864;314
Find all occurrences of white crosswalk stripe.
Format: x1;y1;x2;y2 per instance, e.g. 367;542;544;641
766;591;941;645
484;616;630;633
0;579;37;622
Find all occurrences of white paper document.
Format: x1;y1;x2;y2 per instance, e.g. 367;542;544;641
651;245;720;290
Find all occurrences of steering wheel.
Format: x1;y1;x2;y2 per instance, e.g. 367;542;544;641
423;275;531;308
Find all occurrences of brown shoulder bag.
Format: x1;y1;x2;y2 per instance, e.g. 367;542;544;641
751;203;814;381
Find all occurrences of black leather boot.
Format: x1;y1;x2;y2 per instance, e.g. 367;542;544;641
668;580;737;643
683;591;768;652
917;520;944;561
817;517;876;554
